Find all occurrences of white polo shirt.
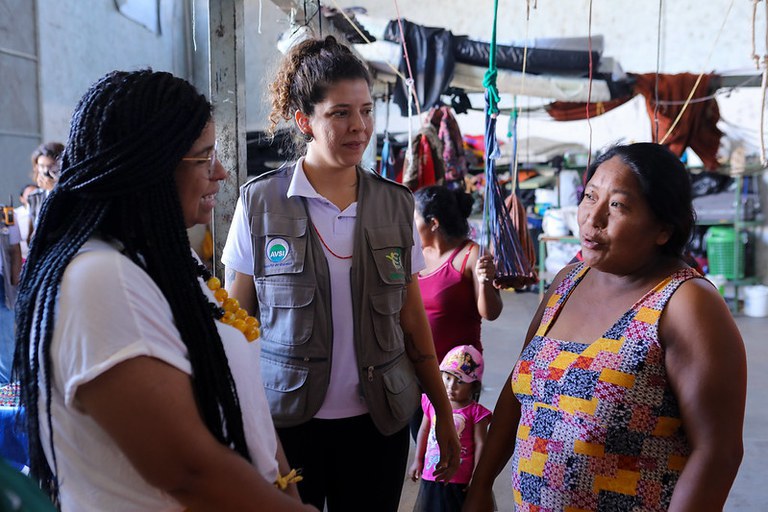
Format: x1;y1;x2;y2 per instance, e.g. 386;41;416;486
222;159;424;419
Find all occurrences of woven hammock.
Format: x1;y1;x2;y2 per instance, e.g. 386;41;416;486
481;99;537;289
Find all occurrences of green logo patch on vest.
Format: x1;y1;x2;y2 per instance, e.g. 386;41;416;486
385;248;405;280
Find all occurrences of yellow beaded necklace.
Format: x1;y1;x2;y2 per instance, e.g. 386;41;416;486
197;264;260;342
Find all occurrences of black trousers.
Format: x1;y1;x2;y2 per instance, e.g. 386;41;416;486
277;414;410;512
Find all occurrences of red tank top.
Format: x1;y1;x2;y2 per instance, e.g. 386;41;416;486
418;241;482;362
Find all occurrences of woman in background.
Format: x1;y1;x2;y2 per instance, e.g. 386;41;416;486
414;185;503;364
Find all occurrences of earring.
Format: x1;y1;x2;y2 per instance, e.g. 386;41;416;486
302;132;313;143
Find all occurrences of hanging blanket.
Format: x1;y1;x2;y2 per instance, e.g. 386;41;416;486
402;125;445;191
633;73;723;170
383;19;456;116
425;106;469;183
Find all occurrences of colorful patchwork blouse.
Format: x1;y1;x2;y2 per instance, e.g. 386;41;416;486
510;263;700;511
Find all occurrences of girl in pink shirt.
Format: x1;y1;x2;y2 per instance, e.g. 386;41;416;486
410;345;492;511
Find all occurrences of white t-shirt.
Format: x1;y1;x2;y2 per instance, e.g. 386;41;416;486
14;205;30;260
222;159;425;419
39;238;279;511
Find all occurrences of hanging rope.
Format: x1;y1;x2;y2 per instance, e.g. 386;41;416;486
585;0;595;168
762;0;768;165
659;0;735;145
653;0;663;142
483;0;501;116
480;0;536;289
509;96;520;193
512;0;532;178
257;0;263;34
393;0;423;118
752;0;761;69
754;0;768;165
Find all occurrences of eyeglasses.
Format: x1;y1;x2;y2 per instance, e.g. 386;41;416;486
181;141;218;178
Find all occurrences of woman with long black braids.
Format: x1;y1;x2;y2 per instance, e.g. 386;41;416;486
12;70;315;512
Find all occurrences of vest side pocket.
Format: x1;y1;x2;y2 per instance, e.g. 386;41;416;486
261;355;309;423
369;289;405;351
255;280;315;346
381;355;420;423
250;213;307;277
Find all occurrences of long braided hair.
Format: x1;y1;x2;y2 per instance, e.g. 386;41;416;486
12;69;251;503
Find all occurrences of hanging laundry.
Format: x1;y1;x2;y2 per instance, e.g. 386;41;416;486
633;73;723;170
545;95;635;121
402;125;445;191
379;134;398;181
504;193;538;283
383;19;456;116
425;106;469;185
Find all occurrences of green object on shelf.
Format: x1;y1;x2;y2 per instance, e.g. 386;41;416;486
704;226;744;280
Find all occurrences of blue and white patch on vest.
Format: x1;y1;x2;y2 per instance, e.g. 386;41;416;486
385;248;405;280
266;237;291;267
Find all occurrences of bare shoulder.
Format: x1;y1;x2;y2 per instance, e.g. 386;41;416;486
661;276;743;352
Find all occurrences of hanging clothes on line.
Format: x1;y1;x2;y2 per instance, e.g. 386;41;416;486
545;95;635;121
383;19;456;115
425;105;469;186
504;193;538;283
402;125;445;191
379;134;399;182
634;72;723;170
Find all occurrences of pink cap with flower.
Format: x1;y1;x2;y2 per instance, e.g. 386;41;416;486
439;345;484;383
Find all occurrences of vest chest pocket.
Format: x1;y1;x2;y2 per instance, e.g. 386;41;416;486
365;224;412;285
255;280;315;346
369;289;405;351
250;213;307;277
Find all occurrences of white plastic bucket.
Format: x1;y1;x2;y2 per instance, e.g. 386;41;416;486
743;285;768;318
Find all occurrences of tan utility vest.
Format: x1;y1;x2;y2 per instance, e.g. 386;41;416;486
240;163;421;435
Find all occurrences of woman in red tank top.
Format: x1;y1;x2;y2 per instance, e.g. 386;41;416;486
414;186;503;363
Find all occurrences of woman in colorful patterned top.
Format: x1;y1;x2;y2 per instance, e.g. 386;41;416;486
465;143;746;511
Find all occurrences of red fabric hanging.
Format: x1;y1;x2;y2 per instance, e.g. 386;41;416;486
633;73;723;170
418;135;437;189
503;193;538;284
545;96;635;121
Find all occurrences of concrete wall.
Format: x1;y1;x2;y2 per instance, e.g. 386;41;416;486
38;0;190;141
0;0;190;201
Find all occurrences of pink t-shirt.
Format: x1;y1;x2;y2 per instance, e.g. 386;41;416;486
420;394;492;484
